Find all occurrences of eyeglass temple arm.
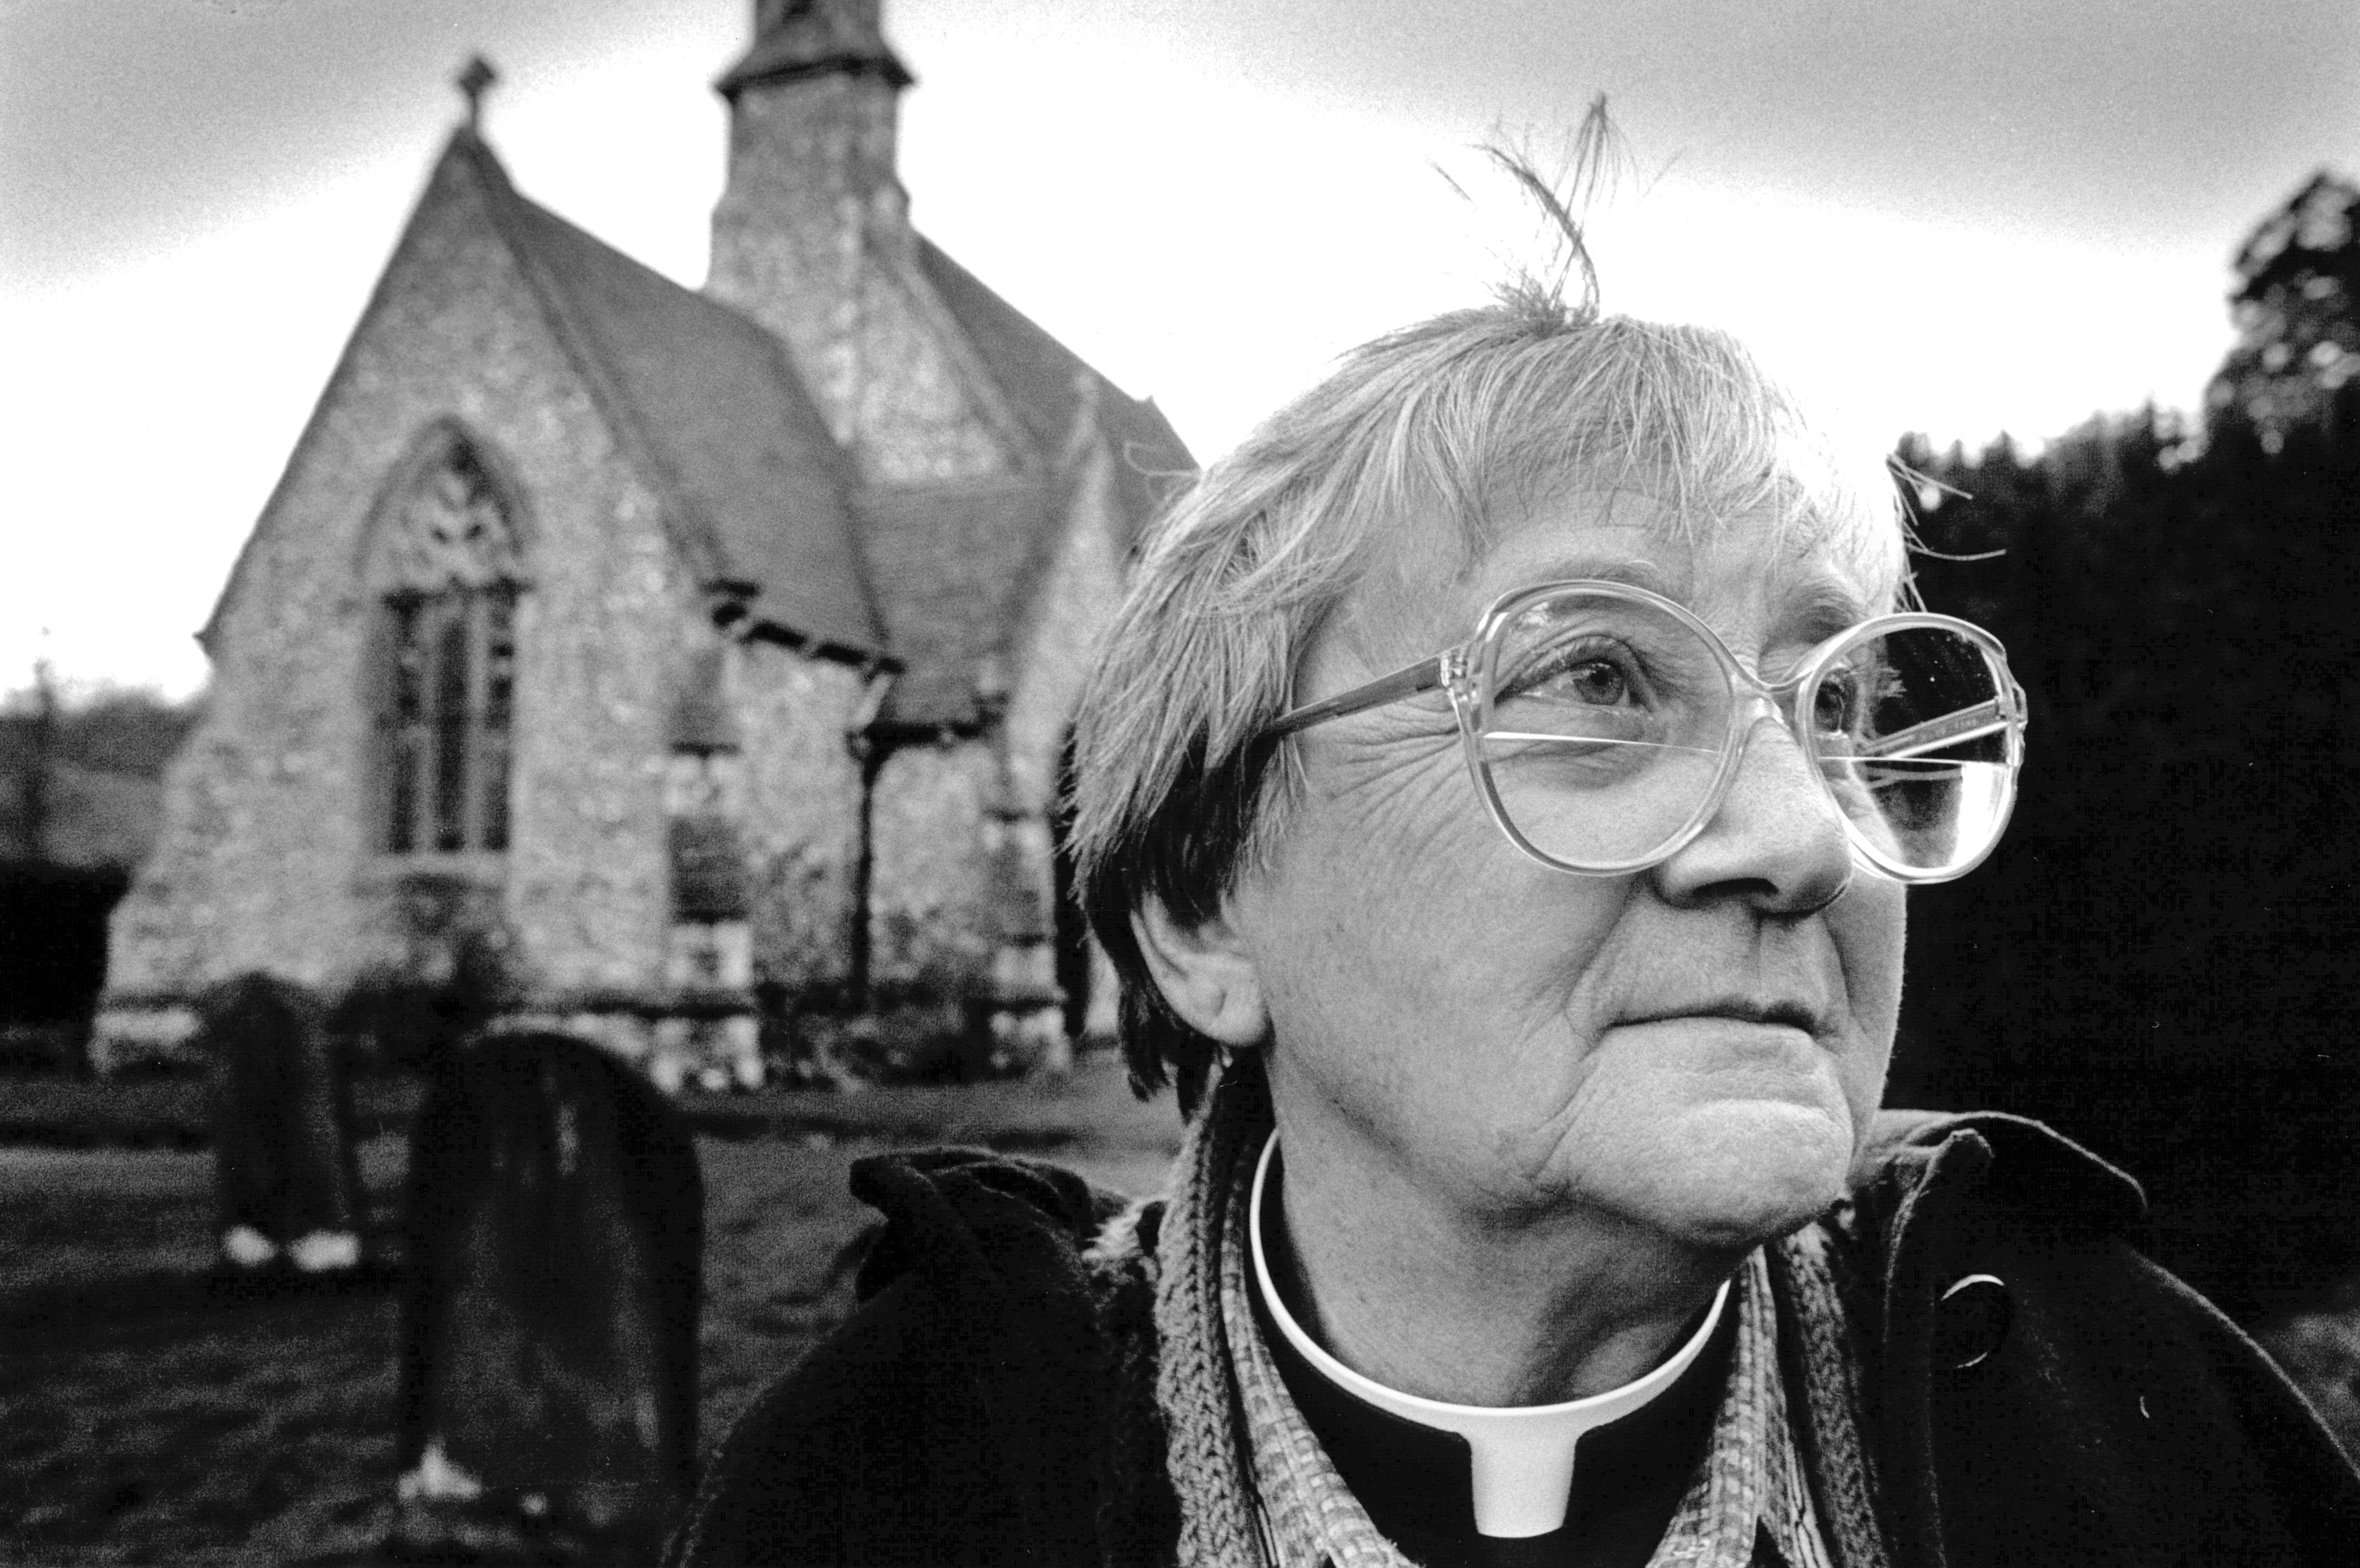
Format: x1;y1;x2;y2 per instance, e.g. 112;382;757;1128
1854;696;2020;760
1261;655;1451;739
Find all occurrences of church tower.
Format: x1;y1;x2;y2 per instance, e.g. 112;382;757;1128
705;1;915;439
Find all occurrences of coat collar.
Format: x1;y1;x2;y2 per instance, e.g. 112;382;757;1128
1852;1109;2146;1234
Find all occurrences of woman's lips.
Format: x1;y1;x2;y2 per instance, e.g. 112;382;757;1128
1616;1000;1824;1035
1606;1013;1847;1102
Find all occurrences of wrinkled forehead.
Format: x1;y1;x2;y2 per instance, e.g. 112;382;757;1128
1343;465;1904;659
1489;430;1905;592
1501;494;1885;604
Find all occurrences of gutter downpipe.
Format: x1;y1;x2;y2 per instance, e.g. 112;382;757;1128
845;661;896;1011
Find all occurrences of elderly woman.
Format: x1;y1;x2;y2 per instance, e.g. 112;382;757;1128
670;279;2360;1566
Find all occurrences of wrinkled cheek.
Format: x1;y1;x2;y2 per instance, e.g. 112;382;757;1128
1464;1046;1651;1208
1836;882;1908;1126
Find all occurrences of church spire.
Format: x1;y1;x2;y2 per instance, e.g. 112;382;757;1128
716;0;912;100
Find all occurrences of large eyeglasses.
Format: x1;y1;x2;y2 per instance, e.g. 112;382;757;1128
1261;580;2027;883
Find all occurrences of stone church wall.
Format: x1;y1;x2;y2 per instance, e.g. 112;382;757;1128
100;151;704;1061
733;639;869;994
1002;438;1129;815
501;482;690;1006
865;738;1004;999
1002;437;1134;1036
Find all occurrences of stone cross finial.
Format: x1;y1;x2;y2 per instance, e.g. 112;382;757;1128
455;55;498;131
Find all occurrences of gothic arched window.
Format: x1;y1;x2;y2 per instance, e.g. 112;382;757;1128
374;432;524;856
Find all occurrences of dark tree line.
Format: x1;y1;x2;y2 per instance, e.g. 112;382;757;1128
1;684;199;1050
1890;172;2360;1315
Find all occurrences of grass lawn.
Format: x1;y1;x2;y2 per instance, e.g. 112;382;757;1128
0;1054;1183;1566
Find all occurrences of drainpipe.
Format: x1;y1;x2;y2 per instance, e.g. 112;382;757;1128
845;663;895;1011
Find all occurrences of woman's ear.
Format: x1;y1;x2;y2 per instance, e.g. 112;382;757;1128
1132;896;1270;1048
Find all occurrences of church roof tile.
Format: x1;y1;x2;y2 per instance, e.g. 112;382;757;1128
852;478;1057;730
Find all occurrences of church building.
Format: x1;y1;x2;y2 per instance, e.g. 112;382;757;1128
96;1;1191;1083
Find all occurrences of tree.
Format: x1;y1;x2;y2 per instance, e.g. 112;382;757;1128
5;659;61;863
2206;170;2360;451
1886;162;2360;1311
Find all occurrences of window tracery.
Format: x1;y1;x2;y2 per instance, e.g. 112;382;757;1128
376;434;523;855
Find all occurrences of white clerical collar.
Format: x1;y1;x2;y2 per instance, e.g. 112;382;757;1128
1248;1133;1730;1540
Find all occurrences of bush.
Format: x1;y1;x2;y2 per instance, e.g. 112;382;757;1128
328;928;523;1072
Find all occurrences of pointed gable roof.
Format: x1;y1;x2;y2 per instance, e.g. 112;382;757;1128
451;132;887;659
811;237;1195;730
912;237;1194;544
717;0;913;97
216;95;1197;708
835;238;1193;729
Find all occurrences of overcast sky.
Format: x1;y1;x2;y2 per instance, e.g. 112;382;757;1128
5;0;2356;699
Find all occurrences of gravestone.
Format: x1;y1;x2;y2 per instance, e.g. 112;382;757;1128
200;972;364;1273
391;1031;703;1562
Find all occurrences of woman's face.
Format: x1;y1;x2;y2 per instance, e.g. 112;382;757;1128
1225;490;1907;1252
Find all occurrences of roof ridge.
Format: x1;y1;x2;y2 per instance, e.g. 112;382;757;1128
472;131;892;651
457;133;737;587
443;127;892;656
200;128;503;650
455;139;869;496
909;234;1195;548
910;234;1178;433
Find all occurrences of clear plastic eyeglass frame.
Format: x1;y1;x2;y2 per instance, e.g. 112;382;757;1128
1259;579;2029;884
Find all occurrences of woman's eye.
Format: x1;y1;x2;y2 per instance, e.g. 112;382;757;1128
1813;678;1858;733
1506;641;1647;706
1561;659;1633;705
1814;662;1894;734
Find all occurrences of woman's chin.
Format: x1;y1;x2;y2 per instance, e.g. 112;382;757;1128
1590;1098;1859;1252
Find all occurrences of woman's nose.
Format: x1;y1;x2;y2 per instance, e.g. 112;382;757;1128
1651;713;1854;914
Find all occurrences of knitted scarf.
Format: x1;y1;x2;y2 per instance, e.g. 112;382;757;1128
1149;1058;1893;1568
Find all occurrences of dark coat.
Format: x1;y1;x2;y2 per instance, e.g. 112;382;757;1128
667;1112;2360;1567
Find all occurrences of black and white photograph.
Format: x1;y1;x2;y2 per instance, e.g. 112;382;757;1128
4;2;2358;1562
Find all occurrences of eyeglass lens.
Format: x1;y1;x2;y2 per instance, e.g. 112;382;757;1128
1476;589;2014;877
1813;623;2014;876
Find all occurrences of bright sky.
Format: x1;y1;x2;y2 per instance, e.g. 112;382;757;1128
4;0;2356;700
